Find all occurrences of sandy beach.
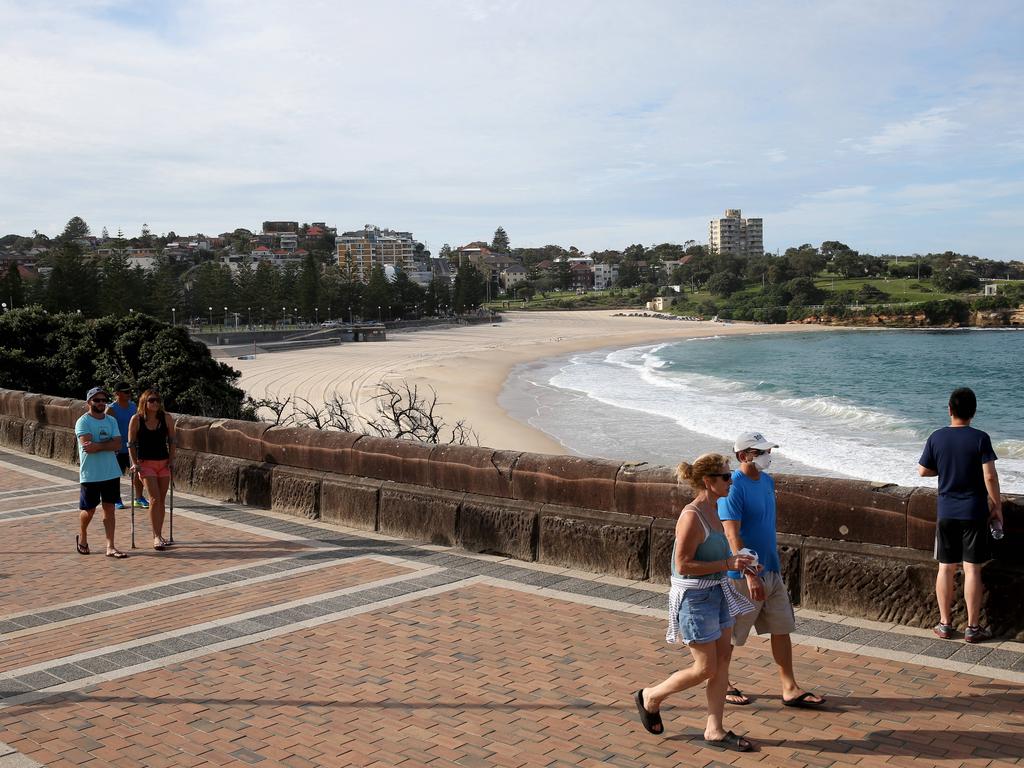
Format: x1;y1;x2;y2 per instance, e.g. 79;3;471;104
234;311;835;454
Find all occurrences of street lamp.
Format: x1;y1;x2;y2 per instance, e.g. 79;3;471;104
1;302;6;313
171;307;176;326
327;304;332;321
247;306;252;327
348;305;352;324
377;305;382;323
314;306;319;324
208;306;213;326
281;306;286;325
261;306;265;326
223;306;228;328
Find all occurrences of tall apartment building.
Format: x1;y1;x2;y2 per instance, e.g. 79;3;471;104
708;209;763;258
336;225;418;282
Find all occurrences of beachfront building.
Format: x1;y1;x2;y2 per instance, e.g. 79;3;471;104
709;209;763;259
593;262;619;290
336;225;419;282
501;264;527;291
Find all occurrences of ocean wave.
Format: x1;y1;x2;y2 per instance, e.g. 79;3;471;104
995;440;1024;459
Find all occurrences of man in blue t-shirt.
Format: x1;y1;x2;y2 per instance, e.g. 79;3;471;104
718;431;825;710
75;386;129;558
107;382;148;510
918;386;1001;644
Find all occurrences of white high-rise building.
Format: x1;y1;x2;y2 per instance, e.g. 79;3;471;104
709;209;763;258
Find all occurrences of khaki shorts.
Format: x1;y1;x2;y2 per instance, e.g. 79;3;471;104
730;570;796;646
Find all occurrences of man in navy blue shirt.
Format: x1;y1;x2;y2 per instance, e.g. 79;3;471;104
918;387;1002;644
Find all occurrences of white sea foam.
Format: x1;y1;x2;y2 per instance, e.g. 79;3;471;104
546;343;1024;492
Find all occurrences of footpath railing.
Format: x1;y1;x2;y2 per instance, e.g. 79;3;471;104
0;387;1020;640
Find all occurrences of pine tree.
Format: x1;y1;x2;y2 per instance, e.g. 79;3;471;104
62;216;91;241
491;227;510;254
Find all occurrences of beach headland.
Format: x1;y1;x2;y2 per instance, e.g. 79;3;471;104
235;311;839;454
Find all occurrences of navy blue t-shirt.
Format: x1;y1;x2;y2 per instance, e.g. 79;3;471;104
918;426;997;521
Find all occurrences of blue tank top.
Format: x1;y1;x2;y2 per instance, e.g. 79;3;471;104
671;502;730;580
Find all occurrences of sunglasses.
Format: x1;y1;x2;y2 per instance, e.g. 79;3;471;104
91;398;109;404
707;473;732;481
147;397;162;403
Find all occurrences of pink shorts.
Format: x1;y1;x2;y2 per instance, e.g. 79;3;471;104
138;459;171;479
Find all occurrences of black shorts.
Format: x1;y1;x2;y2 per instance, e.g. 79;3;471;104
79;478;121;510
116;452;131;473
935;517;990;564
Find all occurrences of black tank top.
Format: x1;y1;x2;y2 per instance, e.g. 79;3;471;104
137;413;169;460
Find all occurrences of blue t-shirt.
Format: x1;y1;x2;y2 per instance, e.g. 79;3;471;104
75;413;122;484
919;425;997;521
107;401;136;455
717;469;781;578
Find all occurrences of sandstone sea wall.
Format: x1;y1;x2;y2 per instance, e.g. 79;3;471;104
1;387;1021;639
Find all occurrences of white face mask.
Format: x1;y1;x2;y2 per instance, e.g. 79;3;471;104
752;453;772;471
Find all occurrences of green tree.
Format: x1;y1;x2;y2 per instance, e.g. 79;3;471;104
553;261;572;291
425;276;452;315
707;271;741;297
45;242;98;315
99;248;134;316
786;277;825;306
297;253;321;319
452;262;485;313
0;262;25;309
785;244;825;277
363;264;392;321
61;216;91;241
491;227;511;254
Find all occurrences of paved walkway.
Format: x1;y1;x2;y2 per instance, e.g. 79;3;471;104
0;448;1022;767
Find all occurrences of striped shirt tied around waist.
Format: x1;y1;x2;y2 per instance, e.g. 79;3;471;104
666;574;756;644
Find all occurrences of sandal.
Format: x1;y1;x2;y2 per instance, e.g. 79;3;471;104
782;691;826;708
633;689;663;735
726;687;750;705
75;535;90;555
105;548;129;559
703;730;753;752
153;539;166;551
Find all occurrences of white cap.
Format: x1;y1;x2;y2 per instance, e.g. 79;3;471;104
734;431;778;452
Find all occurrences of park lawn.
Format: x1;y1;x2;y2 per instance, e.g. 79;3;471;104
811;276;958;303
487;289;643;311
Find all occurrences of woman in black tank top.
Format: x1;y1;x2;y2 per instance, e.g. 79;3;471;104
128;389;177;551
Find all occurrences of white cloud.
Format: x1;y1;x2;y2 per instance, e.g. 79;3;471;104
853;108;964;155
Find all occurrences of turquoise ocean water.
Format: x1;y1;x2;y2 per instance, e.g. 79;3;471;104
499;329;1024;493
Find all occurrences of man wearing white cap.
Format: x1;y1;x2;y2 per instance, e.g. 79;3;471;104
717;431;825;709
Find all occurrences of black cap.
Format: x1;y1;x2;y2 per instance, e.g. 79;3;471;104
114;381;131;393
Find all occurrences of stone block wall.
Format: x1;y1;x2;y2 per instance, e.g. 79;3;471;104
1;387;1022;638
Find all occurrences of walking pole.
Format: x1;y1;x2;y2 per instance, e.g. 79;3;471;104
168;470;174;544
130;467;136;549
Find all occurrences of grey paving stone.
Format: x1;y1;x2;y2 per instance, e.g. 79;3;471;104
975;649;1024;670
895;635;937;654
110;592;151;606
96;649;149;668
918;640;961;659
160;636;202;653
948;644;994;664
0;679;31;699
8;615;47;629
315;596;360;613
46;663;94;683
251;613;294;630
275;605;322;623
134;642;170;661
640;594;668;609
88;600;124;613
842;628;884;646
205;625;247;641
225;619;269;637
75;656;120;674
13;671;63;691
809;622;859;641
0;621;23;635
187;630;229;647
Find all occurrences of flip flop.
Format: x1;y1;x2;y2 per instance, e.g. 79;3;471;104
782;691;826;708
633;689;663;735
105;549;129;559
703;730;753;752
726;687;750;705
75;535;90;555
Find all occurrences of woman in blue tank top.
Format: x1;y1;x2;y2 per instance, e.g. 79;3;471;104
633;453;757;753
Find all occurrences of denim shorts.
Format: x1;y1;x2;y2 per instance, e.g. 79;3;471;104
678;584;735;645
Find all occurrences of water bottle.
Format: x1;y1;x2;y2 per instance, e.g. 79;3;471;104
739;547;759;573
990;520;1004;541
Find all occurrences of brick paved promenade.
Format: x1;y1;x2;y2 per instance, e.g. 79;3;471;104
1;449;1022;767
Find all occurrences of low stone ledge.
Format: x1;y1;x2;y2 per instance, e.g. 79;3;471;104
172;449;196;490
189;453;244;502
22;393;49;424
30;424;56;459
775;475;913;547
351;437;433;486
458;494;537;560
378;482;462;546
239;462;274;508
320;475;381;531
0;416;24;450
649;517;677;584
271;466;324;519
262;427;360;475
428;445;517;499
512;454;621;511
537;504;652;580
0;389;24;418
40;397;75;428
173;415;215;453
21;421;39;456
51;427;77;465
207;419;270;462
614;463;690;520
906;488;938;551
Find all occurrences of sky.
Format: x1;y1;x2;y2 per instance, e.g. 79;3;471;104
1;0;1023;260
